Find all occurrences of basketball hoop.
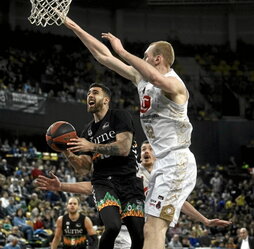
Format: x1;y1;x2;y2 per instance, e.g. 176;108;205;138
28;0;72;27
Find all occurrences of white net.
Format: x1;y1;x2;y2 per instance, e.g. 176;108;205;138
28;0;72;27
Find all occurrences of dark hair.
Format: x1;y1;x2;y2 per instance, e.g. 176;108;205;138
141;140;150;147
16;208;24;216
89;83;112;98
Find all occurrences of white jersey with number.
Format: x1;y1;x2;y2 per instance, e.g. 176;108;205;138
137;69;192;158
136;69;197;226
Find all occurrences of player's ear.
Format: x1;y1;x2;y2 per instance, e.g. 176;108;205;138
155;55;161;65
104;96;110;105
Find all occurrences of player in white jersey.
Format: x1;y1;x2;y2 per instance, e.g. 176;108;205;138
51;14;231;249
137;67;197;228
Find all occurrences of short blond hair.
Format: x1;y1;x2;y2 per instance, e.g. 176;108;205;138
150;41;175;67
67;196;80;205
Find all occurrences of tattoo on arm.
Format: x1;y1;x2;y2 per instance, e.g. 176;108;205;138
94;144;121;156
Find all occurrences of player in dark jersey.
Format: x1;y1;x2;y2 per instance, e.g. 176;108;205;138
51;196;97;249
62;83;145;249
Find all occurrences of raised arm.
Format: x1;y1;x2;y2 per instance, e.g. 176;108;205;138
182;201;232;227
63;16;140;84
68;132;133;157
101;33;187;102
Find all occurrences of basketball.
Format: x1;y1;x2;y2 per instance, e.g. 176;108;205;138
46;121;77;152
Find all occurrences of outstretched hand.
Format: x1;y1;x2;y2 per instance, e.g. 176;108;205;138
205;219;232;227
101;32;125;55
36;172;61;192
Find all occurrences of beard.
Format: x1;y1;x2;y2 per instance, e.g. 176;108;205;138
87;99;104;113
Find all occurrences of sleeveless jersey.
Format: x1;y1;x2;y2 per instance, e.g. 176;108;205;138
62;214;88;249
137;69;193;158
81;109;138;179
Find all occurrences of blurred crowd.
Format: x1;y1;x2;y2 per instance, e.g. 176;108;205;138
1;28;139;113
1;28;254;120
0;138;100;249
0;138;254;249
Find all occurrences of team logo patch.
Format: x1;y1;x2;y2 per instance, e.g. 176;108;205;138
160;204;175;221
121;201;144;219
88;129;92;136
102;122;109;129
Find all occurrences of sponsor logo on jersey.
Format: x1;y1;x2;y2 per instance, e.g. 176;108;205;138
90;130;116;144
76;223;81;228
156;201;161;209
140;95;151;113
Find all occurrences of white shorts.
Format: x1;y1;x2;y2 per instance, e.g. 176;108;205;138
145;148;197;227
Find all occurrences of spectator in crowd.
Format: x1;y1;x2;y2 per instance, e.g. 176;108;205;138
0;159;13;177
31;163;44;179
9;179;22;198
1;140;11;153
12;208;34;241
168;234;183;249
3;237;20;249
181;236;193;248
210;171;224;193
188;230;200;248
225;236;237;249
6;197;21;217
6;227;24;243
237;227;254;249
1;217;13;237
198;229;211;247
0;199;8;219
0;192;10;209
28;193;41;211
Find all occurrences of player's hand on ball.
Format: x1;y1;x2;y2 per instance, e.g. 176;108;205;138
68;137;94;152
